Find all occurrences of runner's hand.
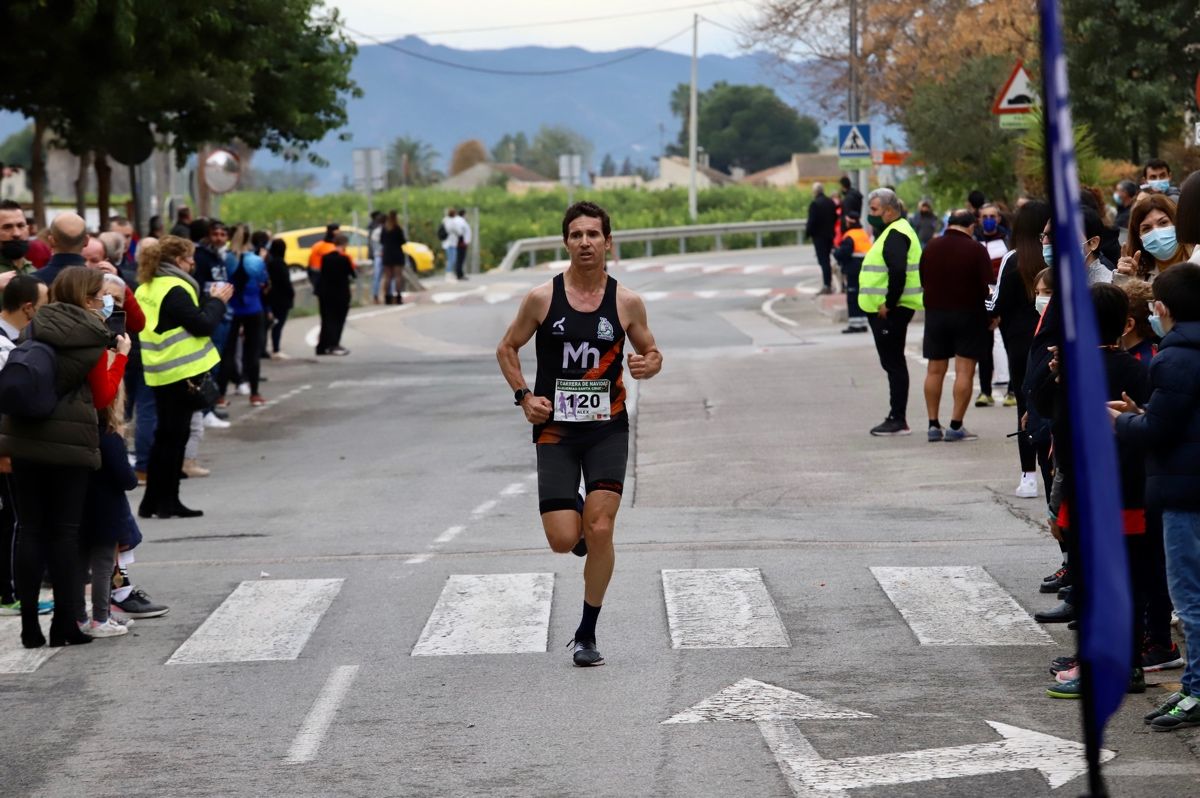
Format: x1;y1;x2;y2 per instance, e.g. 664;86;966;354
628;353;656;379
522;395;552;424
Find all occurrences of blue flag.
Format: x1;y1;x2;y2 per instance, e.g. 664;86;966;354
1039;0;1132;751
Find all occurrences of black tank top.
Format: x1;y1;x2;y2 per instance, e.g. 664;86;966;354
532;273;627;444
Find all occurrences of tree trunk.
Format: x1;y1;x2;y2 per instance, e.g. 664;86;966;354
74;150;91;216
94;150;111;225
30;116;46;228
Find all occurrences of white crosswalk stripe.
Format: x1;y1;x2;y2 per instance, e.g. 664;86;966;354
0;617;58;674
871;566;1053;646
167;579;344;665
412;573;554;656
662;568;791;649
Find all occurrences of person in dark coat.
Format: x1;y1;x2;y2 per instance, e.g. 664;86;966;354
316;234;355;356
840;175;863;220
379;210;408;306
805;182;838;293
265;239;295;357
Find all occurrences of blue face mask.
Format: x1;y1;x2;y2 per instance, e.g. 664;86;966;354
100;293;114;320
1142;225;1178;261
1042;243;1055;267
1112;192;1122;206
1149;314;1168;339
981;217;998;234
1148;179;1170;193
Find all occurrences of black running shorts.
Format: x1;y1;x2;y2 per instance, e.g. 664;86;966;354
536;430;629;515
922;308;991;362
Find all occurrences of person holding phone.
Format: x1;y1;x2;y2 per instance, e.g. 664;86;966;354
133;236;230;520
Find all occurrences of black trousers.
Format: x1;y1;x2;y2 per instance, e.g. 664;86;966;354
1006;339;1037;472
317;295;350;352
0;474;15;604
979;348;994;396
812;237;833;288
455;244;468;279
220;314;264;395
1144;508;1175;648
867;306;914;421
143;380;193;513
271;308;290;353
842;258;866;321
11;461;89;635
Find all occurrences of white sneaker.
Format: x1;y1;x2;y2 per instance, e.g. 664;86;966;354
80;619;128;638
109;606;133;624
203;412;231;430
1015;474;1038;499
237;382;251;396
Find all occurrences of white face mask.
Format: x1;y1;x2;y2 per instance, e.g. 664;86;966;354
1034;295;1051;315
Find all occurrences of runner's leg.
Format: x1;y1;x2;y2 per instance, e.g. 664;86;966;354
537;442;583;553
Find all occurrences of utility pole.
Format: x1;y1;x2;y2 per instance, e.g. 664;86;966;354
850;0;869;194
688;13;699;223
401;153;410;231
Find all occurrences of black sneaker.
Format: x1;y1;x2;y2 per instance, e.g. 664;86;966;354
1142;642;1186;672
1043;565;1067;584
1152;695;1200;731
113;588;170;619
570;638;604;667
1145;691;1189;724
869;417;911;437
1050;655;1077;675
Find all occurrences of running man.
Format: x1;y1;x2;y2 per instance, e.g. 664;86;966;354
497;201;662;667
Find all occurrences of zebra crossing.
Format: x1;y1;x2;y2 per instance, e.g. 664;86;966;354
0;565;1057;675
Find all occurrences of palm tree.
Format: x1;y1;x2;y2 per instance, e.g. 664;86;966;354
386;136;440;187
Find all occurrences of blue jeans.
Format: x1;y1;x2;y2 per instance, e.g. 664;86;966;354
1163;509;1200;695
371;254;384;298
123;352;157;472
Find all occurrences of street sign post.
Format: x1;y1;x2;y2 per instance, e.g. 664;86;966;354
837;124;872;170
353;147;385;212
994;60;1037;130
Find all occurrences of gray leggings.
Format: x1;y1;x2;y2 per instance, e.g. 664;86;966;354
78;541;116;623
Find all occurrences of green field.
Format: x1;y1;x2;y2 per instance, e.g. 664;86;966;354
219;185;814;270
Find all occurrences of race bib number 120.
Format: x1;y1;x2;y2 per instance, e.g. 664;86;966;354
554;379;611;422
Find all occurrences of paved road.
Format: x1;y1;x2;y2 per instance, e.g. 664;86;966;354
3;246;1198;797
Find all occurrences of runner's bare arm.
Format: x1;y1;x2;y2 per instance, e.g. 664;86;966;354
620;289;662;380
497;284;554;426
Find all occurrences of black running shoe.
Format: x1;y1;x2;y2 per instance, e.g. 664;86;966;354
571;638;604;667
1142;642;1186;672
113;588;170;619
869;417;911;437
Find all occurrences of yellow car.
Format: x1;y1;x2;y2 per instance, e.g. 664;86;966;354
275;226;435;274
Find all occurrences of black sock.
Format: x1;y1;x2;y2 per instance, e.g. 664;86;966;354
950;420;963;431
928;419;941;429
575;602;601;643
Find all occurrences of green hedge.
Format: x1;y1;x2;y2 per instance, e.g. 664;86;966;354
219;185;812;270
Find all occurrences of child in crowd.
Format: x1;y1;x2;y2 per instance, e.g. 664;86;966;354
1112;262;1200;730
1120;279;1158;362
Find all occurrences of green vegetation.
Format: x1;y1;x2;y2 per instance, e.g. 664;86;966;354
221;185;812;269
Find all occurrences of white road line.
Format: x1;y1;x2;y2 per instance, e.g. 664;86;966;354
405;553;433;565
237;384;313;423
664;262;704;273
642;291;670;302
412;573;554;656
782;266;807;275
284;664;360;764
500;482;526;496
0;617;59;674
761;294;799;328
328;375;497;389
304;305;413;346
871;566;1054;646
434;526;465;544
471;499;498;518
743;288;773;297
431;287;486;304
695;290;720;299
702;264;735;274
484;293;514;304
167;579;344;664
622;262;661;272
742;265;770;274
662;568;790;649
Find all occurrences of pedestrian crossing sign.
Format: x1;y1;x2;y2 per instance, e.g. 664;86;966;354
838;124;872;169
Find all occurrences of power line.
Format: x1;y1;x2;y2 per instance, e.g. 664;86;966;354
359;1;740;39
344;24;695;77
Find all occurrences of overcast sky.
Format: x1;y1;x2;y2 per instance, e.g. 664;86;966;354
330;0;756;57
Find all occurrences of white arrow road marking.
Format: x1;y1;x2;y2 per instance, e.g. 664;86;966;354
761;720;1111;794
168;579;343;664
662;568;790;649
871;566;1053;645
662;679;874;724
284;664;359;764
0;617;59;674
412;573;553;655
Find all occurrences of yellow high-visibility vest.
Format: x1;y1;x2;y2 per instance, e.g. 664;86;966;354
135;275;220;386
858;217;924;313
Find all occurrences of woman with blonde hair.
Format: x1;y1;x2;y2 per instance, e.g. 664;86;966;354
0;267;130;647
218;223;269;405
133;235;231;519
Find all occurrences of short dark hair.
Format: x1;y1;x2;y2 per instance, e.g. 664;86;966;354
108;215;129;227
0;199;22;212
176;206;191;221
1081;207;1107;241
947;209;975;228
2;274;41;312
333;233;349;248
1142;159;1171;179
968;190;986;209
840;176;851;189
189;218;211;243
1153;262;1200;322
324;223;340;242
562;201;611;243
1117;180;1139;198
268;239;287;259
1177;171;1200;245
250;230;270;250
1091;283;1129;344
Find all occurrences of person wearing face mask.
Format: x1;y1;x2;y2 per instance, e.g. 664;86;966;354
973;203;1012;408
1111;263;1200;731
909;198;942;246
0;200;32;276
1140;159;1181;201
0;267;130;649
1041;210;1113;287
1114;180;1139;235
1116;195;1194;284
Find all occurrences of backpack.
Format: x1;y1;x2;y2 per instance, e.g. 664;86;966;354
0;336;60;418
436;222;448;241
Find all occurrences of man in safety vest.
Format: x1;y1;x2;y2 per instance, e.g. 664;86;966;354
833;212;871;333
858;188;924;436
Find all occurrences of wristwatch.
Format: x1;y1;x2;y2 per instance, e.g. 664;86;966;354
514;388;532;405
